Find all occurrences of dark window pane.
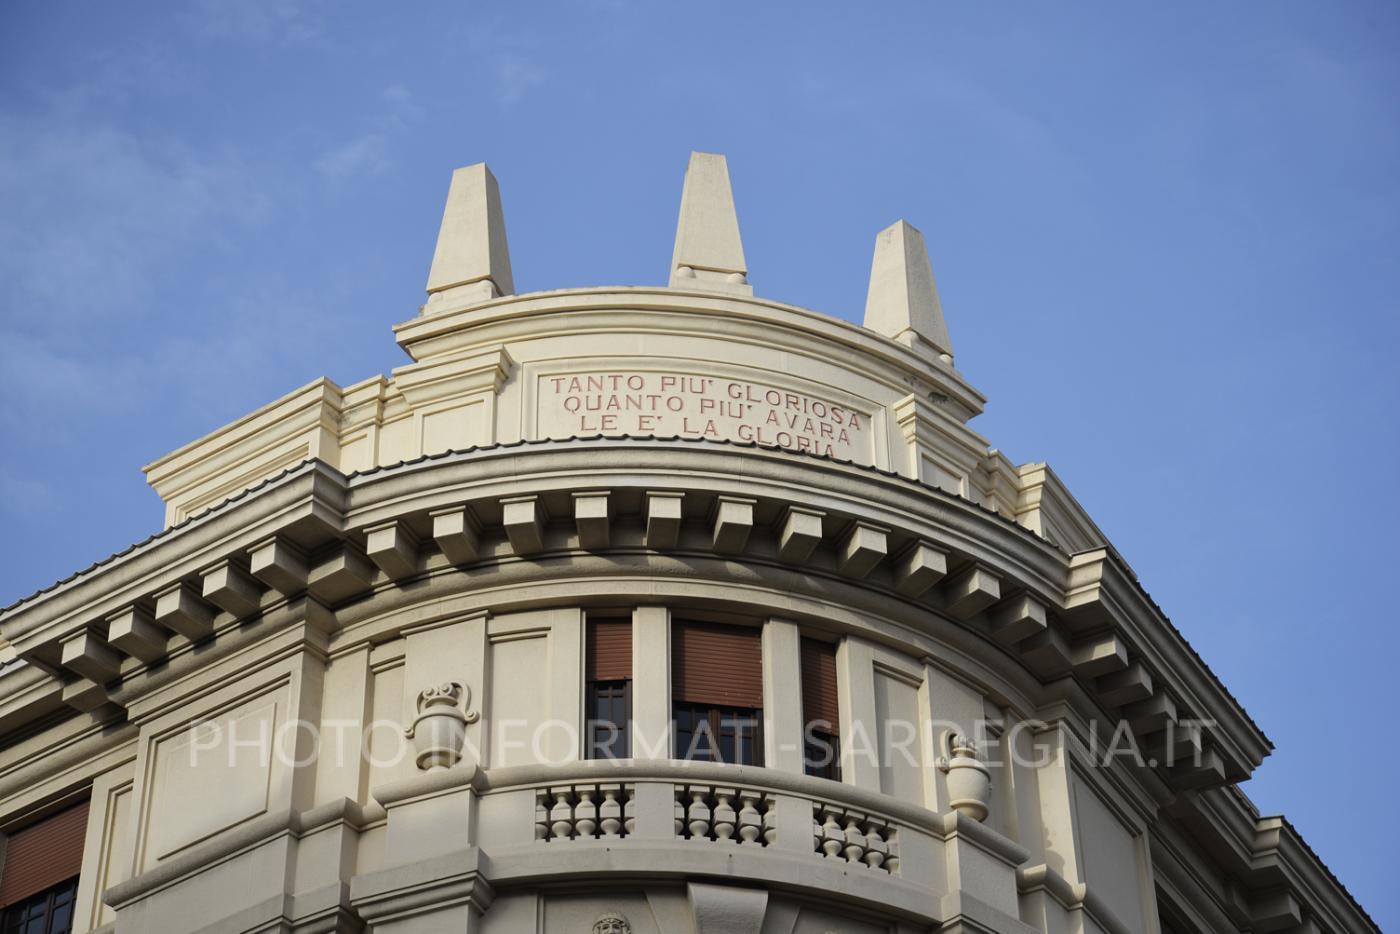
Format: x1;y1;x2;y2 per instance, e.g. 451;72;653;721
0;879;78;934
586;679;631;759
47;899;73;934
804;729;840;780
672;702;763;766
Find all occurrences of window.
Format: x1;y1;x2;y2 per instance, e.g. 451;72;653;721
674;702;763;765
671;621;764;766
801;638;840;780
586;618;632;759
0;800;89;934
1;879;77;934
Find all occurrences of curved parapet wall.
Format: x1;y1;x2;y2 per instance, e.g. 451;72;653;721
146;287;1001;527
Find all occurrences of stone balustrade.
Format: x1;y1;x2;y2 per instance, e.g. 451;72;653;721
813;800;899;874
494;759;983;898
358;757;1031;929
534;782;634;841
673;783;771;845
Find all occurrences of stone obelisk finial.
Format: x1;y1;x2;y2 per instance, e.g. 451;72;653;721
863;220;953;363
423;163;514;314
669;152;752;296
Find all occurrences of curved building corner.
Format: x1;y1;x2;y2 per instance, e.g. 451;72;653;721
0;153;1376;934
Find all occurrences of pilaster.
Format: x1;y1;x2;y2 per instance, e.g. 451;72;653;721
632;606;671;760
761;619;804;774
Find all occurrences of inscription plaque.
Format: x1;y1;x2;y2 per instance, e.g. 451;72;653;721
538;371;872;462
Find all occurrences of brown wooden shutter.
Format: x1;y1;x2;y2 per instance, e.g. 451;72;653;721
0;799;89;907
801;638;840;733
672;621;763;709
587;619;632;681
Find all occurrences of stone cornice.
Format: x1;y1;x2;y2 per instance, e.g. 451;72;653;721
1164;785;1380;933
1065;547;1273;780
1;460;346;658
1;438;1266;790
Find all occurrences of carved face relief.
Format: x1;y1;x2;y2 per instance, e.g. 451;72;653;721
591;912;631;934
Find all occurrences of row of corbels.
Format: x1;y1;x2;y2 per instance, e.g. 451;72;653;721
52;487;1214;788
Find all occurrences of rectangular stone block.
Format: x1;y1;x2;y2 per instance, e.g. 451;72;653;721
365;520;420;581
712;496;754;554
777;506;824;564
573;491;610;550
106;607;166;663
838;522;888;578
431;505;481;565
248;536;309;596
307;544;376;603
987;594;1047;645
201;559;262;618
60;628;122;682
645;491;684;550
1018;626;1071;677
1097;662;1153;707
1070;633;1128;677
154;581;215;641
1123;693;1177;733
502;495;545;555
894;540;947;596
943;565;1001;619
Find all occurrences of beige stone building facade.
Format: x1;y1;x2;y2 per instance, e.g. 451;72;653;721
0;153;1375;933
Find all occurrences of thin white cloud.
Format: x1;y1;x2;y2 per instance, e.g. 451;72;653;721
0;468;57;516
0;113;268;320
0;61;289;451
464;23;550;109
316;133;389;180
188;0;330;45
490;52;548;107
315;82;424;181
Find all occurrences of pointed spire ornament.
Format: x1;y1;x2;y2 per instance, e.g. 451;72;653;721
668;152;751;296
863;220;953;362
423;163;514;313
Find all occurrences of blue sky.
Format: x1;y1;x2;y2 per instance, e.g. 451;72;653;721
2;1;1396;925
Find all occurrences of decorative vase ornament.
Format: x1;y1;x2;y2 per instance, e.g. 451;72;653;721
403;681;479;771
938;731;992;822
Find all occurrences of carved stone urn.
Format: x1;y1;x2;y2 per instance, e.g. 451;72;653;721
403;681;479;771
938;732;992;822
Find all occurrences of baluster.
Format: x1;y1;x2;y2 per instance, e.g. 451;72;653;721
623;784;636;837
885;830;900;875
599;784;623;837
549;786;575;841
820;806;844;859
534;789;549;842
761;793;779;847
736;789;762;845
712;788;737;843
863;820;889;871
575;786;599;838
673;786;687;837
842;813;867;863
812;801;824;853
687;786;713;840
